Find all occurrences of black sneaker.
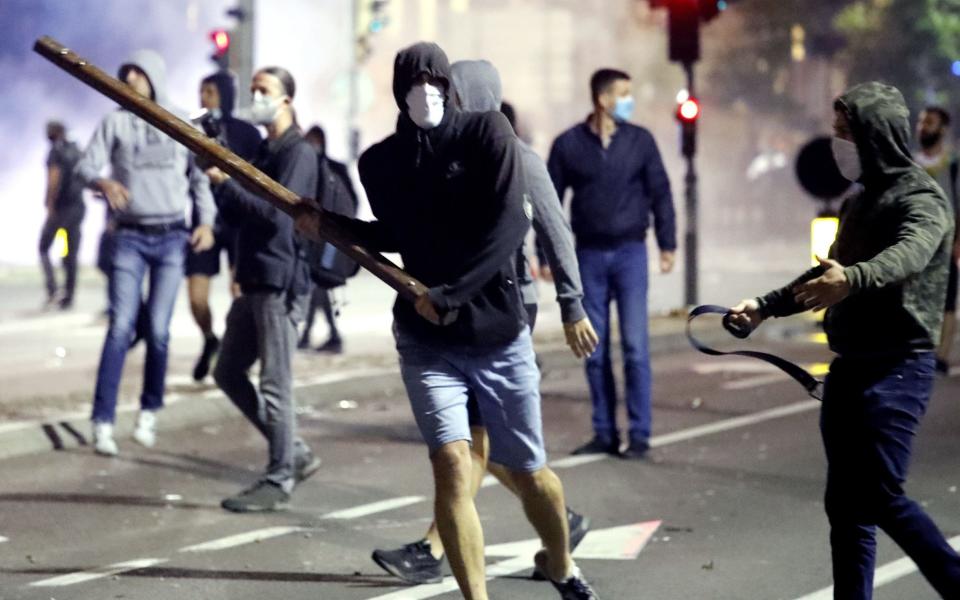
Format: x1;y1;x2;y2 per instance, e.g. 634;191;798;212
294;450;322;485
221;480;289;513
534;550;600;599
571;437;620;456
192;335;220;382
533;507;592;580
621;439;649;460
315;337;343;355
371;539;444;584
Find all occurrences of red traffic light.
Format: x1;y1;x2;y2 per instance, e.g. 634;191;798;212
210;30;230;56
677;97;701;122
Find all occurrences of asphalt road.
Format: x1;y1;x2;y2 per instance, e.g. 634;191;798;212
1;338;958;600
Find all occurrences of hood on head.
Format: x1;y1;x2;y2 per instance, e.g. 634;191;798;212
835;82;914;182
450;60;502;113
392;42;453;111
205;70;238;117
118;49;168;105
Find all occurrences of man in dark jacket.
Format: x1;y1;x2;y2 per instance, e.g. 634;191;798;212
729;82;960;599
39;121;85;310
206;66;320;513
548;68;676;459
298;43;598;600
187;70;262;381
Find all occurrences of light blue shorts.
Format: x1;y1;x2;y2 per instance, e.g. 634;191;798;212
394;324;546;473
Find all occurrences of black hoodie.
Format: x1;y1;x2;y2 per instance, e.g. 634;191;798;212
202;70;261;161
355;42;532;347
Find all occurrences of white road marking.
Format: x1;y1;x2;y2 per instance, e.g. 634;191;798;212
572;521;661;560
365;555;533;600
30;558;167;587
793;534;960;600
320;496;425;520
178;526;304;553
692;360;778;375
0;535;8;543
721;372;790;390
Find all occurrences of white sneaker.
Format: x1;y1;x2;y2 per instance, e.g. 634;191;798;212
132;410;157;448
92;422;118;456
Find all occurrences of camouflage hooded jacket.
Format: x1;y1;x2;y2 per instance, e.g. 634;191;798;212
758;82;955;357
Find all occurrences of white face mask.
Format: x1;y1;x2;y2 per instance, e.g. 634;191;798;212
831;136;862;182
405;83;445;130
250;90;285;125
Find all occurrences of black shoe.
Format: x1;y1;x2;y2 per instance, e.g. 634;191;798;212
571;437;620;456
297;336;311;350
621;439;650;460
371;539;444;584
534;550;600;599
294;451;322;485
192;335;220;382
221;480;290;513
533;507;592;580
315;337;343;355
935;359;950;375
58;297;74;311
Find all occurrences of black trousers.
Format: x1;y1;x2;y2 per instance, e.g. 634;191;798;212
39;205;84;301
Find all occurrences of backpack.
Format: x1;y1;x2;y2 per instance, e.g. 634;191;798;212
305;156;361;288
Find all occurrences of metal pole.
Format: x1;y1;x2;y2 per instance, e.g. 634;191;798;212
229;0;255;110
349;0;361;161
683;61;698;307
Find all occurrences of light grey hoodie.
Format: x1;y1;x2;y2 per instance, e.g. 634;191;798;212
76;49;215;226
451;60;586;324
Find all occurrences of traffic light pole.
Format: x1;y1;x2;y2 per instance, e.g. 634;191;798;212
683;61;699;307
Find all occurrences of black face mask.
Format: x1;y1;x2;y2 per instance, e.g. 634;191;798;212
920;130;943;149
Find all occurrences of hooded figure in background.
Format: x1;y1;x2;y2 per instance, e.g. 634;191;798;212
731;82;960;599
311;42;600;600
184;70;263;384
75;49;216;457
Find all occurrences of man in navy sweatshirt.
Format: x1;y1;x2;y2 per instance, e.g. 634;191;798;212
548;68;677;459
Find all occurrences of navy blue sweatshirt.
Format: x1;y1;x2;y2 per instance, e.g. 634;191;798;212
217;126;317;295
547;121;676;250
352;42;532;347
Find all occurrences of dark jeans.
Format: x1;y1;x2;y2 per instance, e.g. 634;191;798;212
821;352;960;599
39;205;84;301
577;240;652;443
214;290;311;492
92;228;188;423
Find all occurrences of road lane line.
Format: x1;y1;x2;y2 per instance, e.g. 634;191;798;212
320;496;426;520
721;372;790;390
793;534;960;599
30;558;167;587
178;526;305;553
0;535;7;543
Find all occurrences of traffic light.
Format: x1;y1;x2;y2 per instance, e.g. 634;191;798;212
676;95;701;157
210;29;230;68
654;0;733;64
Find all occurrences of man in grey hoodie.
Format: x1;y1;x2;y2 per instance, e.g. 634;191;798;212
371;58;600;586
76;49;216;456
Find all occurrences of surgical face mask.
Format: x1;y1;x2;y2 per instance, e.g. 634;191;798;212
405;83;445;130
831;136;862;182
250;90;284;125
612;95;635;122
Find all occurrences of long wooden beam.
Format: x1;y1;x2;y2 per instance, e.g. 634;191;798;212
33;35;426;302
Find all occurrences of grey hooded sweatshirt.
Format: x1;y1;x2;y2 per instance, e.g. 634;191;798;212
76;49;215;227
451;60;586;324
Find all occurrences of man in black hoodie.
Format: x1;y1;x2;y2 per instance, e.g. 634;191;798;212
299;43;598;600
187;70;262;381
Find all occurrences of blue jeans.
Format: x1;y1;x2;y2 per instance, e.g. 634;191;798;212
92;228;188;423
577;241;652;443
821;353;960;599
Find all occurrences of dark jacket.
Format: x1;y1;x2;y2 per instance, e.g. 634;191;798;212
217;126;318;295
547;121;676;250
354;42;532;347
759;82;955;356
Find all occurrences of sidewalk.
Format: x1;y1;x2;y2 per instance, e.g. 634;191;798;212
0;265;816;460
